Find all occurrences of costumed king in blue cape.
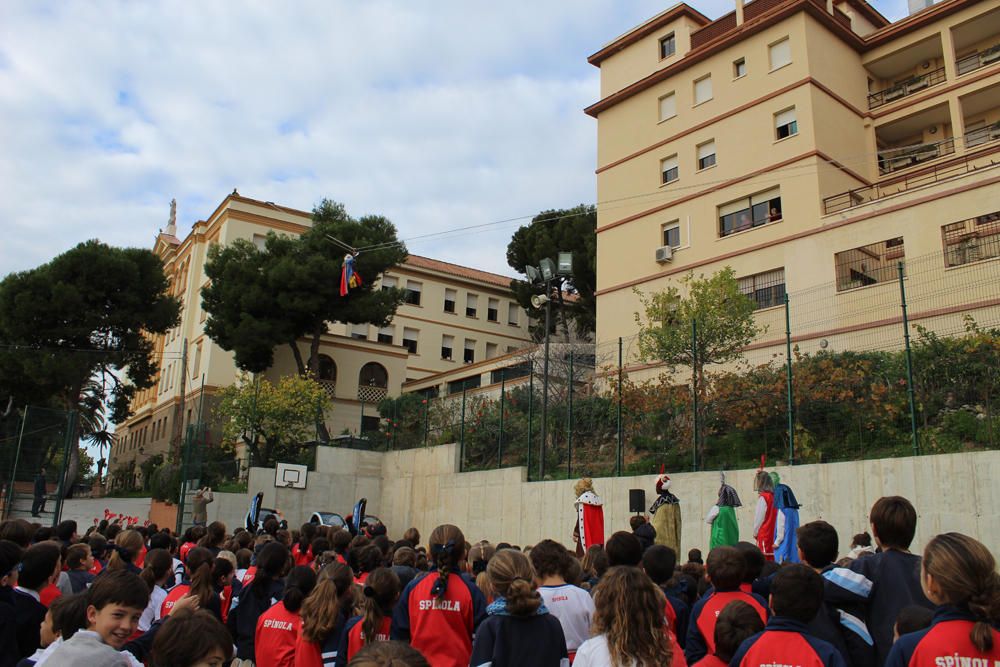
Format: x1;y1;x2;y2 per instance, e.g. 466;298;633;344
771;472;801;563
340;251;362;297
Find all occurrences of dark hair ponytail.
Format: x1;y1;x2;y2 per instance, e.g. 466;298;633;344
298;523;316;554
185;547;215;607
252;542;290;597
139;548;173;591
283;565;317;613
428;524;465;600
361;568;401;646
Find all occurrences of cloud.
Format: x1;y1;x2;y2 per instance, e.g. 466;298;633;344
0;0;908;278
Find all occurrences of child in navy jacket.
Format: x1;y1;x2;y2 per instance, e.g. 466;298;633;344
470;549;568;667
731;564;847;667
886;533;1000;667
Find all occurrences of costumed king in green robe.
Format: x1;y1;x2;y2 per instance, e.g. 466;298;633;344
706;473;741;550
650;472;682;557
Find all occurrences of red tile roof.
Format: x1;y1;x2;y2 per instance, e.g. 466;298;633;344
403;255;516;288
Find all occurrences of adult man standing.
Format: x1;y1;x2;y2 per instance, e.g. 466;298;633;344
31;468;46;517
192;486;213;526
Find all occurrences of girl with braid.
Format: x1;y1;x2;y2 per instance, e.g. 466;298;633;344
390;524;487;667
337;567;401;666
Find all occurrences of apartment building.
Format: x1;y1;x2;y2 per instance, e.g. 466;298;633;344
588;0;1000;377
109;193;532;478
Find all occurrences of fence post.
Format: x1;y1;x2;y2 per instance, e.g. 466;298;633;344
176;425;193;534
527;370;534;478
498;372;505;469
616;337;623;477
459;385;467;472
567;351;574;479
898;261;920;455
784;293;795;465
422;398;429;447
5;406;27;519
52;409;77;527
391;400;397;451
692;320;698;472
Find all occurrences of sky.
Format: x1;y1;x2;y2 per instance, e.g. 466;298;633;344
0;0;908;280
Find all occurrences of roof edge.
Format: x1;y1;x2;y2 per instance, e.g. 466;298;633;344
588;3;712;66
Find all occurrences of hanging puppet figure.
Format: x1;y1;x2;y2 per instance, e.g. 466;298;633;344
649;470;681;557
339;251;362;297
573;478;605;557
771;473;801;563
753;468;778;561
706;473;741;550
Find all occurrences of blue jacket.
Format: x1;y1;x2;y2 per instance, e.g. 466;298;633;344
731;617;848;667
886;606;1000;667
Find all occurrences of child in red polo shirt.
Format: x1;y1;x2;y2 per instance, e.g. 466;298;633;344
730;564;846;667
255;565;317;667
338;567;401;665
691;599;764;667
684;546;768;664
391;524;487;667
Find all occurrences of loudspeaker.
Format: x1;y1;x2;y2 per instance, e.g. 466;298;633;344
628;489;646;513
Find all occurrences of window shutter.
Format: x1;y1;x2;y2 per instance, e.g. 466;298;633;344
775;108;796;128
769;38;791;69
659;93;676;120
694;76;712;103
697;141;715;159
751;187;781;206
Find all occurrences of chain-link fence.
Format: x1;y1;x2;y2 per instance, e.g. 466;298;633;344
0;405;77;525
344;243;999;480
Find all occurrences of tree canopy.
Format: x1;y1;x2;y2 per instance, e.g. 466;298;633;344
506;205;596;340
215;372;329;467
0;240;180;491
202;199;408;377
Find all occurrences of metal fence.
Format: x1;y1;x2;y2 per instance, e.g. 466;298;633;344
0;405;77;525
351;245;999;480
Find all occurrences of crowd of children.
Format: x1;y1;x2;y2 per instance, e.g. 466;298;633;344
0;493;997;667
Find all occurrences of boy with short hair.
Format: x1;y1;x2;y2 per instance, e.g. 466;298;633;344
848;496;931;664
796;520;875;666
641;544;689;646
685;546;768;664
603;531;643;567
14;542;62;660
529;539;594;661
692;599;765;667
65;544;95;593
730;564;847;666
44;570;150;666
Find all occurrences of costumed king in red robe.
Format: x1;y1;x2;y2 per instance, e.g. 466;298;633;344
572;478;605;557
752;469;778;561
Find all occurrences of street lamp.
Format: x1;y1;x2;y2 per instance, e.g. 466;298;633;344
525;254;571;480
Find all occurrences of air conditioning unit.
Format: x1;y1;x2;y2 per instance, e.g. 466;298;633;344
655;245;673;263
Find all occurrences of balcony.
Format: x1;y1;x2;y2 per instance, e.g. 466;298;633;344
964;121;1000;148
867;67;946;109
878;137;955;174
943;212;1000;268
956;44;1000;75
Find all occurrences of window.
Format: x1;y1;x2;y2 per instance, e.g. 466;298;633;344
659;33;675;59
718;187;782;237
487;298;499;322
697;140;716;170
252;234;267;251
350;324;368;340
834;237;905;291
466;294;478;318
658;92;676;121
662;223;681;248
192;343;202;378
507;302;519;325
402;328;418;354
358;362;388;389
486;342;498;359
733;58;746;78
361;415;381;433
464;339;476;364
942;212;1000;267
377;326;394;345
441;334;454;360
444;288;456;313
775;108;797;140
381;276;396;292
405;280;422;306
769;38;791;70
491;362;531;384
448;375;481;395
317;354;337;382
739;268;786;309
660;155;679;185
694;75;713;104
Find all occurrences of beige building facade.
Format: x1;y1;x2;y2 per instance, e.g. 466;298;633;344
109;193;533;481
589;0;1000;376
